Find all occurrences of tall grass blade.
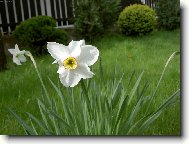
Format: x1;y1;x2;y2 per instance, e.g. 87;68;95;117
128;71;144;105
112;65;117;86
137;89;180;134
128;70;136;86
112;94;128;134
80;79;92;116
30;118;38;135
112;74;124;109
26;112;51;135
51;99;61;135
71;88;80;135
37;99;53;132
48;111;72;133
123;82;149;134
48;78;73;125
99;56;105;84
145;51;180;114
8;108;36;135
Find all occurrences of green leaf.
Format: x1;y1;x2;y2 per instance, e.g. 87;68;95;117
26;112;52;135
126;82;150;129
112;74;124;109
137;89;180;134
99;56;105;84
37;99;53;132
112;94;128;134
145;51;180;114
128;71;144;105
29;118;38;135
80;79;92;118
48;111;72;133
70;88;80;135
128;70;136;86
51;99;61;135
48;78;73;125
8;108;36;135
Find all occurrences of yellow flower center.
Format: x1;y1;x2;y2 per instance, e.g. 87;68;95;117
63;57;77;69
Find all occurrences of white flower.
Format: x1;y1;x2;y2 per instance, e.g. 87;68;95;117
8;44;26;65
47;40;99;87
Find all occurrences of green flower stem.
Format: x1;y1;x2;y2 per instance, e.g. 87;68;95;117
25;51;51;107
145;51;180;114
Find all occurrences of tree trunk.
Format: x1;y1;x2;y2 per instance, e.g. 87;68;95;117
0;33;7;71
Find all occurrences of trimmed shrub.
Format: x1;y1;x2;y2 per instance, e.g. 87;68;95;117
13;16;68;55
117;4;157;36
73;0;121;40
156;0;180;30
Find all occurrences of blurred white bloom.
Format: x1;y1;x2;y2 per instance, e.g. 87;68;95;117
47;40;99;87
8;44;26;65
0;135;7;144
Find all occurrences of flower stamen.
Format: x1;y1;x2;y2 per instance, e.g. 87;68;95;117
63;57;77;69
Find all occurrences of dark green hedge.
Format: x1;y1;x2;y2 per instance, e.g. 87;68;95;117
13;16;68;55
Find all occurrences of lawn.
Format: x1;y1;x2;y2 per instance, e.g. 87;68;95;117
0;29;180;135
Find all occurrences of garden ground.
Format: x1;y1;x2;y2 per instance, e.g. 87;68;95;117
0;29;180;135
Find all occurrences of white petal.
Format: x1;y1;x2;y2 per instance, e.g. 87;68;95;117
69;40;85;48
74;63;94;79
47;42;70;61
18;54;26;62
59;75;69;87
59;70;81;87
18;50;26;55
52;59;63;64
52;60;57;64
68;40;83;58
57;66;67;75
8;49;16;55
80;40;85;46
78;45;99;66
15;44;26;55
15;44;20;52
13;56;21;65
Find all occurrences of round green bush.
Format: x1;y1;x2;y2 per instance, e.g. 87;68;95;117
117;4;157;36
13;16;68;55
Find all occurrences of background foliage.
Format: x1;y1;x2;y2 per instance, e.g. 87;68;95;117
13;16;68;55
0;33;7;71
120;0;143;9
156;0;180;30
73;0;121;40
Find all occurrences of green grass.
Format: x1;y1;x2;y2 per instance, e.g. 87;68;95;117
0;29;180;135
